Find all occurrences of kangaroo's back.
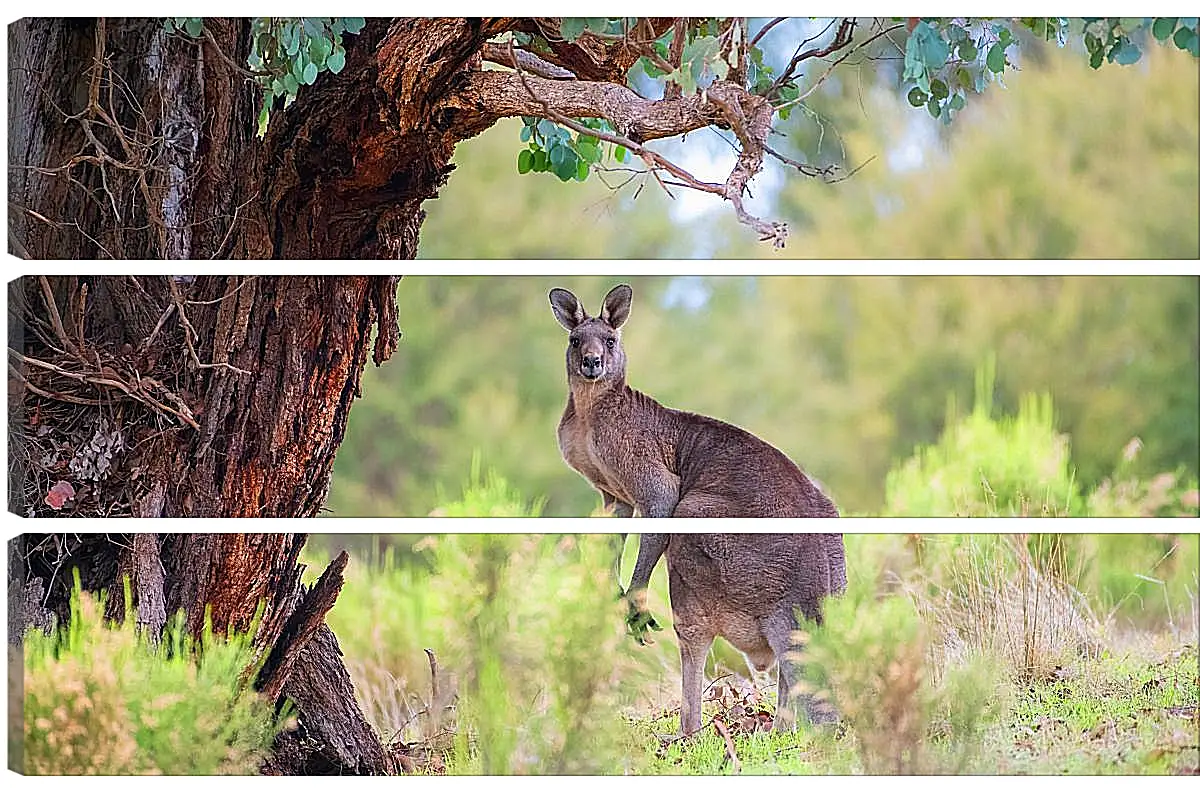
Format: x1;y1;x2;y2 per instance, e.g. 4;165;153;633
672;411;838;517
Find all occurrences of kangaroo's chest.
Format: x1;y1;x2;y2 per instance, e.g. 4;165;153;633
557;413;628;500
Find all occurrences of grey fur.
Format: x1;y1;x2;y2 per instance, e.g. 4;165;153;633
549;284;847;734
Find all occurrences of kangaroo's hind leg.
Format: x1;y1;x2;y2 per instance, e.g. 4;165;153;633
765;598;840;730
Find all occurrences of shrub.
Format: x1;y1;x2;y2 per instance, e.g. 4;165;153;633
798;560;1003;775
915;534;1101;683
430;534;634;774
431;452;546;516
20;579;280;775
884;359;1081;516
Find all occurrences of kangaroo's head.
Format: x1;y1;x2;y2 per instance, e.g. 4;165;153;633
548;284;632;385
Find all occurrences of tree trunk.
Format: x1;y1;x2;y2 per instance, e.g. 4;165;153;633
8;17;509;259
9;533;394;775
9;274;398;517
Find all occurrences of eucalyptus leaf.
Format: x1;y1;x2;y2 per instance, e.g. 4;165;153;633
986;42;1007;73
1152;17;1178;41
561;18;586;42
327;48;346;74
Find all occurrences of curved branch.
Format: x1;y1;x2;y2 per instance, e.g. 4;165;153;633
446;67;788;246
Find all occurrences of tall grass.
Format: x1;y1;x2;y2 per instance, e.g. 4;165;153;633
799;540;1004;774
20;576;280;775
884;360;1081;516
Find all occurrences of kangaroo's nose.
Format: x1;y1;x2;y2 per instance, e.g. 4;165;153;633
582;354;602;370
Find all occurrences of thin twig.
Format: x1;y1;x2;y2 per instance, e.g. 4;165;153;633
168;279;250;375
712;717;742;773
38;277;81;360
8;363;104;406
749;17;788;50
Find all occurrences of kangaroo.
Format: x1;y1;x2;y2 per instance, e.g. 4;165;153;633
549;284;846;734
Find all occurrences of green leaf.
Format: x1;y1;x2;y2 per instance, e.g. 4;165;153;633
560;18;586;42
342;18;366;34
536;119;561;143
284;23;301;56
184;18;203;38
303;18;324;38
948;94;966;111
927;96;942;119
575;139;600;163
327;48;346;74
575;158;589;181
549;143;566;169
532;149;549;171
1174;26;1198;52
958;40;977;61
257;100;271;138
519;125;531;143
710;56;729;81
908;21;951;72
930;79;949;100
1153;18;1178;41
308;36;331;67
283;73;299;97
1112;40;1142;65
302;61;319;85
614;145;628;163
907;87;928;107
986;42;1007;73
517;149;533;174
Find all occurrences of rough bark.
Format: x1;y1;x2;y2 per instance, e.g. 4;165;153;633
8;17;510;259
9;274;399;519
7;16;849;257
9;533;392;776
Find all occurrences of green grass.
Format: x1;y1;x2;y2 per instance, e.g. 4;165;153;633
314;531;1198;776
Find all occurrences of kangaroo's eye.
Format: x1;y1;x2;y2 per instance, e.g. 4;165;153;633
605;337;616;350
569;336;580;348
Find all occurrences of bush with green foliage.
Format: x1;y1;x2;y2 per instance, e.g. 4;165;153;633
884;359;1082;516
798;560;1004;774
20;578;281;775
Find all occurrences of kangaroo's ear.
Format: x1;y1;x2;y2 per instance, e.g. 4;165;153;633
601;284;633;329
549;288;586;330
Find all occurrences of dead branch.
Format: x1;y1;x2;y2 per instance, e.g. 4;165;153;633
712;717;742;773
9;348;199;429
770;17;857;96
481;42;576;79
487;48;789;246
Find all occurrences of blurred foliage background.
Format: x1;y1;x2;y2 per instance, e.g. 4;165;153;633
326;275;1198;516
331;33;1200;518
417;40;1198;259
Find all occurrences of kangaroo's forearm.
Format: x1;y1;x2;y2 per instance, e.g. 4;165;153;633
602;491;635;518
628;533;669;591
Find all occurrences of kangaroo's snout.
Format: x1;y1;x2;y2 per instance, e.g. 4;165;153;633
581;353;603;379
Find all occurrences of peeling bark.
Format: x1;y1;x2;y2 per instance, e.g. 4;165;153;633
8;16;843;258
9;275;400;519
